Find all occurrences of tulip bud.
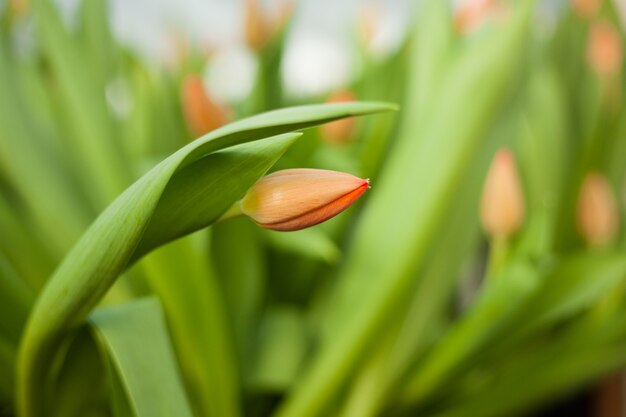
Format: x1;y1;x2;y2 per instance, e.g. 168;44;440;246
244;0;270;51
576;172;619;247
480;149;525;238
586;20;623;78
358;6;377;51
573;0;602;19
181;74;230;137
454;0;509;34
244;0;292;52
241;169;369;231
9;0;28;16
320;90;357;144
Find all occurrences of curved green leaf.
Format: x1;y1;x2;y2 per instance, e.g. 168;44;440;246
90;298;193;417
16;102;396;417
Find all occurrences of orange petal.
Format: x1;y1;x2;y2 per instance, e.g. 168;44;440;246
577;172;619;246
480;148;525;238
320;90;357;144
587;20;623;78
241;169;370;231
261;180;369;231
181;75;230;137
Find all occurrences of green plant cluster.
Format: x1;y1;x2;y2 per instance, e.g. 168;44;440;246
1;1;626;417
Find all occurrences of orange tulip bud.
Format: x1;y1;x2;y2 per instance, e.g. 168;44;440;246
9;0;28;16
320;90;357;144
358;6;378;50
244;0;270;51
587;20;623;78
577;172;619;247
573;0;602;19
241;169;369;231
454;0;495;33
244;0;292;52
181;74;230;137
480;149;525;238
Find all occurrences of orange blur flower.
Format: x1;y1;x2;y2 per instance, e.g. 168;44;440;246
9;0;28;16
480;148;525;238
572;0;602;19
577;172;619;247
454;0;508;34
241;169;369;231
244;0;293;52
320;90;357;144
586;20;624;78
181;74;230;137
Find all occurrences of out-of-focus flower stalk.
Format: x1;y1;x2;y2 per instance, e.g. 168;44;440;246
480;148;525;277
237;168;370;231
577;172;619;247
181;74;230;137
320;90;358;144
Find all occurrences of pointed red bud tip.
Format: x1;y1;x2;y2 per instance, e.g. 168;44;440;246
587;20;624;78
577;172;619;247
181;75;230;137
241;169;370;231
480;148;525;238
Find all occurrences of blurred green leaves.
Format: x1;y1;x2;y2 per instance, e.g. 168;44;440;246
2;0;626;417
90;298;194;417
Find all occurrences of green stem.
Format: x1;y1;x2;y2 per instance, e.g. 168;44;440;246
218;202;243;222
486;235;510;280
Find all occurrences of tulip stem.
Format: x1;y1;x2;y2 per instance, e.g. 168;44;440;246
486;235;509;280
218;202;243;222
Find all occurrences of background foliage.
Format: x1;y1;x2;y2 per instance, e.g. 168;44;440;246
2;0;626;417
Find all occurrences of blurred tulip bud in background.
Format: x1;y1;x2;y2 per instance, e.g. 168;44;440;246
244;0;293;52
241;168;369;231
9;0;28;16
480;148;525;239
573;0;602;19
577;172;619;247
454;0;508;34
181;74;230;137
587;20;624;78
358;6;378;50
320;90;357;144
245;0;270;51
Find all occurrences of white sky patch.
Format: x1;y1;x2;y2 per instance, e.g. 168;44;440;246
281;33;354;97
205;45;259;103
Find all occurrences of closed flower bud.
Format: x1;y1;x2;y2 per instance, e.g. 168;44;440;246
244;0;292;52
577;172;619;247
9;0;28;16
181;74;230;137
244;0;270;51
454;0;508;34
587;20;623;78
320;90;357;144
480;149;525;238
573;0;602;19
241;169;369;231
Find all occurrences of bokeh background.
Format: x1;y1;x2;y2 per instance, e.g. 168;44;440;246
3;1;626;417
